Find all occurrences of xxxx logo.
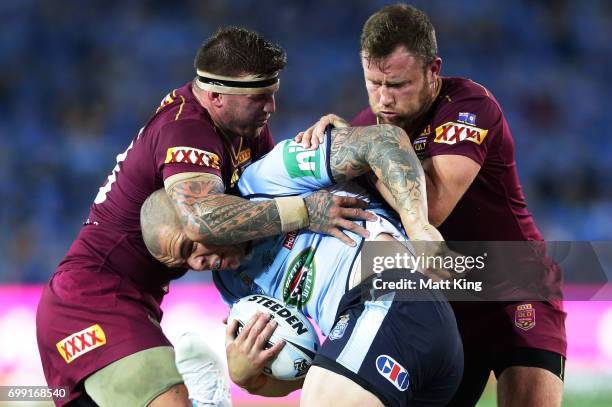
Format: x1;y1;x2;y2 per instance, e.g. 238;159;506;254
434;122;489;145
165;147;221;169
56;324;107;364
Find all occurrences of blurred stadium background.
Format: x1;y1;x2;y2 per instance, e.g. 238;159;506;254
0;0;610;406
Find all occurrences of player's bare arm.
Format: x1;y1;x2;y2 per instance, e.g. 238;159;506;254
166;173;376;246
422;154;481;226
166;174;281;245
329;124;442;241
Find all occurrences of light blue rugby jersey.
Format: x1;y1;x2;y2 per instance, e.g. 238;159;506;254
213;136;404;335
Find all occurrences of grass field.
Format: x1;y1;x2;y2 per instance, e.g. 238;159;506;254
475;377;612;407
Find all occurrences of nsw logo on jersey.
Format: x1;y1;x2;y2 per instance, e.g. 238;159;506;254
283;141;321;179
329;314;350;341
282;248;316;307
56;324;107;364
165;147;221;169
376;354;410;391
434;122;489;145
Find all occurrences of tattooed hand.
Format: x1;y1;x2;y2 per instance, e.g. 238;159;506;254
304;190;377;246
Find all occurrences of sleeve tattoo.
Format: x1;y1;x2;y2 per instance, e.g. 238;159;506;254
167;176;282;245
329;124;427;218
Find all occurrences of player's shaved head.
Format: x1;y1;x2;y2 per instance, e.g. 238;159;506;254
140;189;182;258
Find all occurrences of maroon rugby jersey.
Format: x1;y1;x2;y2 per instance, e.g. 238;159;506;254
58;82;274;300
355;78;566;358
353;77;541;242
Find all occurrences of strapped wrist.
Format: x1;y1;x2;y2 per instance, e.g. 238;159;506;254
274;196;309;232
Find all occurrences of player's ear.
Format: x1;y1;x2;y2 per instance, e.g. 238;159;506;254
207;91;223;108
428;57;442;85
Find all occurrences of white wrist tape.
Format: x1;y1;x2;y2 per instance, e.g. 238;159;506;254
274;196;309;232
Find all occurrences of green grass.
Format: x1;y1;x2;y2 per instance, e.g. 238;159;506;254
476;378;612;407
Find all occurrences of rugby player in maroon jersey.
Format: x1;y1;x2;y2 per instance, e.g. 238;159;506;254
36;27;376;407
296;4;566;407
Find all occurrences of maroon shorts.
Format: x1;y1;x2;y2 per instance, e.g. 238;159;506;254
447;301;566;406
451;300;567;357
36;268;171;406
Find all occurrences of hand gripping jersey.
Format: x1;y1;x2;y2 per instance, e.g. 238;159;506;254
213;137;407;335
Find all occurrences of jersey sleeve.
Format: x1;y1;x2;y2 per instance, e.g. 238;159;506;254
155;118;225;181
238;130;335;199
427;95;501;166
212;270;242;305
351;107;377;126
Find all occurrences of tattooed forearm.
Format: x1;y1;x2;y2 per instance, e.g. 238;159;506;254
167;177;282;245
328;127;371;182
329;124;427;220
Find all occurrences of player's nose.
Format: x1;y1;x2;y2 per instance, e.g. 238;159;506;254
379;87;394;106
187;255;206;271
263;94;276;114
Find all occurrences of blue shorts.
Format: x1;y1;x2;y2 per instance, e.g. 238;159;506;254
313;271;463;407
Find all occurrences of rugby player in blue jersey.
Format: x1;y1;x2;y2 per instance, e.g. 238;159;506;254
142;124;463;407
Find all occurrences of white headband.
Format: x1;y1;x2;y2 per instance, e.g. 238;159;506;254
195;69;280;95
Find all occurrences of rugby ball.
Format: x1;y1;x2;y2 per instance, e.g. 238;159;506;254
228;294;319;380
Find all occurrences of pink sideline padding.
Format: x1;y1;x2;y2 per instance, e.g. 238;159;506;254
0;283;611;405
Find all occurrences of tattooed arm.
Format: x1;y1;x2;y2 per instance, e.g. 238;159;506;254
165;173;375;246
329;124;442;241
